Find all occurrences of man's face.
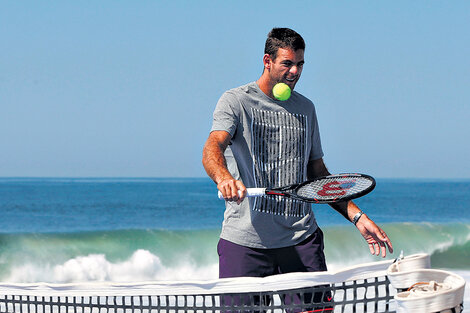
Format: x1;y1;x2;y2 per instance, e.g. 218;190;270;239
266;47;305;90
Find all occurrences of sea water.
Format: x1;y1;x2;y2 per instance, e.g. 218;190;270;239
0;177;469;304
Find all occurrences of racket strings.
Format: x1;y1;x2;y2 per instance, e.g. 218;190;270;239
296;177;374;201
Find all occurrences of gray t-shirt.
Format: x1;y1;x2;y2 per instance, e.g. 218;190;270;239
211;82;324;248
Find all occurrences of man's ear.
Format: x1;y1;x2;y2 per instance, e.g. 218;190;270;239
262;54;271;70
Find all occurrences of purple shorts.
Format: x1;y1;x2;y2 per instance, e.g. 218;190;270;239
217;228;331;312
218;227;327;279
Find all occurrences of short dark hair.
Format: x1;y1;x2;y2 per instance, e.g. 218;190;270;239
264;28;305;60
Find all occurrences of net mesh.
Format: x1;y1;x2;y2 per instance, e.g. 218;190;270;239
0;276;396;313
296;176;374;201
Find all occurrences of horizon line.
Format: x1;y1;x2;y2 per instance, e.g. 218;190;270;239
1;176;469;181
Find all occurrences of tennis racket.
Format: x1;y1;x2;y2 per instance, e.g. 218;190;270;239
218;173;376;203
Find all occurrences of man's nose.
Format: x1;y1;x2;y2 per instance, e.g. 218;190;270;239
289;66;299;75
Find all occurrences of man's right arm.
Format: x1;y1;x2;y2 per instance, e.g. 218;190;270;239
202;130;246;204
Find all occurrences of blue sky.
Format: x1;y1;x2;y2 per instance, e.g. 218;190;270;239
1;1;469;178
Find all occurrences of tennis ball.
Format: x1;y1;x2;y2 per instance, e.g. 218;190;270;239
272;83;291;101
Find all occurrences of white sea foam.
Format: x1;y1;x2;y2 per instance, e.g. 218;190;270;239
6;249;218;283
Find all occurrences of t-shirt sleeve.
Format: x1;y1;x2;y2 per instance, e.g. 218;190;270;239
309;105;324;161
211;91;240;137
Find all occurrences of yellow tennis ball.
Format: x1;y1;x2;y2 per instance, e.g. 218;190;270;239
272;83;291;101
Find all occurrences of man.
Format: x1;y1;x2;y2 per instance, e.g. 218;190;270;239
202;28;393;282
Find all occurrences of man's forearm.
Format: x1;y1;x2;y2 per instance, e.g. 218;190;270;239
202;132;247;203
202;135;233;184
329;201;361;223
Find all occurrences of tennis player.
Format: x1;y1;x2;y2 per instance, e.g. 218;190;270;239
202;28;393;282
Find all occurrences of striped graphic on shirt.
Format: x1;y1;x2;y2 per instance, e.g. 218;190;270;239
251;108;310;217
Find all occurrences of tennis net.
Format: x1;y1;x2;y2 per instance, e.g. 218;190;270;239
0;256;422;313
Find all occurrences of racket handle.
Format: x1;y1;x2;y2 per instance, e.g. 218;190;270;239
218;188;266;200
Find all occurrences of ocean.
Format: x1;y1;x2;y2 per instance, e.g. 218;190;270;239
0;177;469;305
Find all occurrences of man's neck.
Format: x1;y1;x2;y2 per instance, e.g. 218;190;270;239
256;74;275;100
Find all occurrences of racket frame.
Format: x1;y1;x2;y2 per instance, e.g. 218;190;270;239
262;173;376;204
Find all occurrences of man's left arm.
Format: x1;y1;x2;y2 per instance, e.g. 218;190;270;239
307;158;394;258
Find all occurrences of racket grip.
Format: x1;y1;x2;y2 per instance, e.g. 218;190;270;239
218;188;266;200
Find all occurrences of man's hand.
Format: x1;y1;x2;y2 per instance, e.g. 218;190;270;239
218;178;247;205
355;215;393;258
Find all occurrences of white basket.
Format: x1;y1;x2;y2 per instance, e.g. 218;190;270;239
389;267;465;313
387;253;431;290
